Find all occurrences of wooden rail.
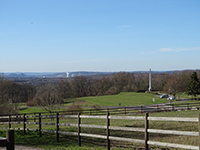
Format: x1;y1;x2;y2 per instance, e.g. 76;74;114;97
0;113;200;149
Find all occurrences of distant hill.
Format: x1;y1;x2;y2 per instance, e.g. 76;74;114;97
2;70;189;79
3;71;114;79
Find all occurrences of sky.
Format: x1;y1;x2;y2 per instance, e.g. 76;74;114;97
0;0;200;72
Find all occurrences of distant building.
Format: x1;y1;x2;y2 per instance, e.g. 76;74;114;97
66;72;69;78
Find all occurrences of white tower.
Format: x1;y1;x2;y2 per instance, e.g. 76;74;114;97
148;68;152;91
66;72;69;78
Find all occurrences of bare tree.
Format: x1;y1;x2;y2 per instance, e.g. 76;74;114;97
163;76;180;96
134;73;148;91
97;76;113;95
71;76;89;97
34;84;62;114
0;78;17;115
57;79;72;99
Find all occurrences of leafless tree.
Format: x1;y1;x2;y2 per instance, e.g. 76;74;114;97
34;84;62;114
134;73;148;91
97;76;113;95
57;79;72;98
0;78;17;115
71;76;89;97
163;76;180;96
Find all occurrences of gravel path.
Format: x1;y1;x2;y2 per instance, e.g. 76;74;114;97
0;145;44;150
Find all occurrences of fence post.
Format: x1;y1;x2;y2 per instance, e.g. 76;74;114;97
56;112;59;142
124;107;126;115
107;108;109;114
199;113;200;150
34;112;36;122
78;112;81;147
6;129;14;150
107;112;110;150
145;113;149;150
39;113;42;137
15;114;18;121
8;115;11;129
23;114;26;135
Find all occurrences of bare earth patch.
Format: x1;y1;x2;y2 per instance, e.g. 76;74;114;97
0;145;44;150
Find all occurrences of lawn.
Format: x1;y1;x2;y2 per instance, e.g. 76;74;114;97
18;92;200;115
18;92;168;114
18;107;48;114
63;92;168;107
177;92;200;99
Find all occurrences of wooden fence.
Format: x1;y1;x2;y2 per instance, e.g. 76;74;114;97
60;102;200;115
47;102;200;115
0;112;200;150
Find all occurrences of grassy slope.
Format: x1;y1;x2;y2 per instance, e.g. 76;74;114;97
64;92;168;107
19;107;47;114
18;92;200;114
18;92;168;114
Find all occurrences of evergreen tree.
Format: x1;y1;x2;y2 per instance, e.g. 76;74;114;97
186;72;200;98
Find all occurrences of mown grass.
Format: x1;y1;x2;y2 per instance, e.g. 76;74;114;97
170;100;200;106
177;92;200;99
18;107;67;114
63;92;168;107
17;92;168;115
18;107;48;114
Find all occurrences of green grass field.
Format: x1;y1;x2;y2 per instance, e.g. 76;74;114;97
18;92;168;114
19;107;48;114
63;92;168;107
177;92;200;99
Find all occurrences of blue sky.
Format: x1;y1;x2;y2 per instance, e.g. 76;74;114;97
0;0;200;72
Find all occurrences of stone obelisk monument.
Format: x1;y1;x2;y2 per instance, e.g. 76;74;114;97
148;68;152;91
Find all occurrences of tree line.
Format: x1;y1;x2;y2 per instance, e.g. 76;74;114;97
0;70;200;114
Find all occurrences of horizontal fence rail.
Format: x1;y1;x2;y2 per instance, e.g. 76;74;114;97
0;112;200;150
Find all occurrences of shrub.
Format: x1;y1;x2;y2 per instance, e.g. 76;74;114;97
0;104;17;115
65;105;83;115
26;100;36;106
136;90;146;93
92;104;101;110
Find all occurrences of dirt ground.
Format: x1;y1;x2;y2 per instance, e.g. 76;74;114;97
0;145;44;150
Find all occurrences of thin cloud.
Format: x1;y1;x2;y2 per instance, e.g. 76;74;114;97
159;47;200;52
